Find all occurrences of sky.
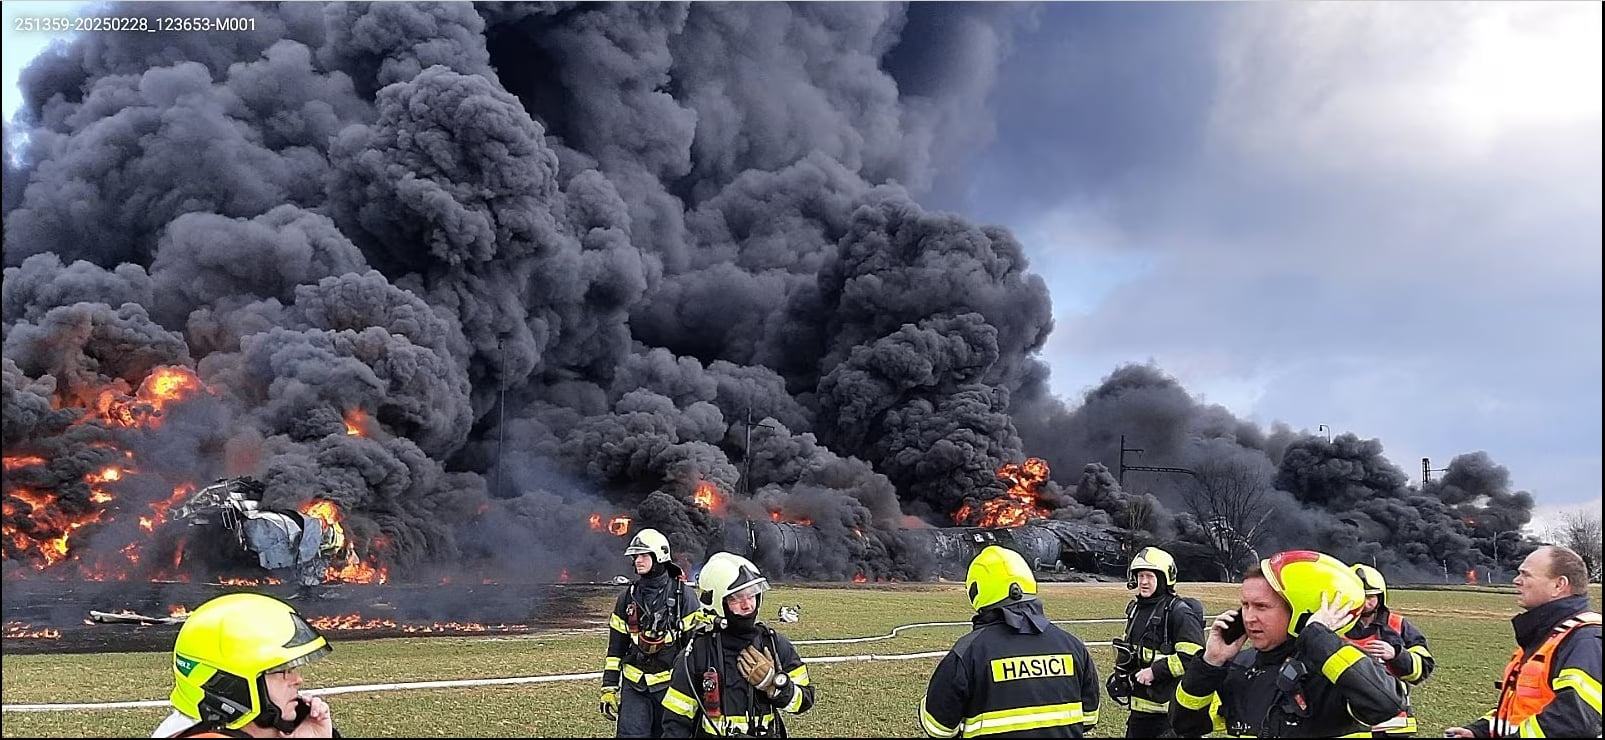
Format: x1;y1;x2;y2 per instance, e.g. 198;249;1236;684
3;2;1599;532
923;2;1602;532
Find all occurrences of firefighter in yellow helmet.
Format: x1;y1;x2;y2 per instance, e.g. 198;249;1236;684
918;545;1101;738
600;528;703;738
153;592;336;738
1170;550;1406;738
1346;564;1434;737
1109;546;1205;738
660;552;814;737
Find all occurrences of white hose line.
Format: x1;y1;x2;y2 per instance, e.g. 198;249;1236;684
2;622;1119;712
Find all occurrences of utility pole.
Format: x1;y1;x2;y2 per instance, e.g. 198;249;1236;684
743;407;754;496
1118;434;1197;487
1421;457;1448;486
493;338;507;497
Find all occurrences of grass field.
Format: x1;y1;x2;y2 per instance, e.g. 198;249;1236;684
4;583;1598;737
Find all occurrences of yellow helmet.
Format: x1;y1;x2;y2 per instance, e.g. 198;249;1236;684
1352;563;1387;601
1260;550;1365;637
966;545;1038;611
171;593;330;730
625;528;672;564
697;552;770;619
1127;546;1178;589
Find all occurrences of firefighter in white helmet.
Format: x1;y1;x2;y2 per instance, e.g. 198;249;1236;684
661;552;814;737
600;528;703;738
1110;546;1205;738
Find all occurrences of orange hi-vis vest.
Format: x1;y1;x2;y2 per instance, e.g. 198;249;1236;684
1491;609;1602;736
1345;612;1413;734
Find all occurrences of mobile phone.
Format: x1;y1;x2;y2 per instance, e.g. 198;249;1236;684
1219;609;1246;643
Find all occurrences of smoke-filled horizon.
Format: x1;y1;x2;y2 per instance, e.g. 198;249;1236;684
2;2;1534;586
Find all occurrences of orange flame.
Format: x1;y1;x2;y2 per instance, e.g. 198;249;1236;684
141;483;195;533
93;366;207;429
953;457;1052;528
3;621;61;639
2;455;46;471
693;481;722;513
589;513;603;531
558;568;571;583
852;572;867;584
299;499;388;584
168;604;189;618
343;409;370;437
85;466;123;504
1466;569;1479;585
608;516;632;536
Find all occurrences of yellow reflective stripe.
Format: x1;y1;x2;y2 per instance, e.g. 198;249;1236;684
989;653;1073;682
1518;715;1547;738
1131;696;1169;713
1175;682;1214;710
604;656;621;672
788;664;811;687
701;712;779;735
662;687;698;719
622;664;673;686
1401;648;1424;682
1374;714;1419;734
920;696;959;738
783;681;805;713
611;614;629;633
679;611;700;631
1175;640;1203;656
1083;708;1098;726
1555;667;1603;713
1322;644;1366;683
962;702;1083;737
1338;732;1373;738
1165;652;1184;674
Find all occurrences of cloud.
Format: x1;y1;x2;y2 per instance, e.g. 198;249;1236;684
942;3;1601;506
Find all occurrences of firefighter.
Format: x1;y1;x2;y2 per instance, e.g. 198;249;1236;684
1347;564;1434;737
919;545;1101;738
1109;546;1205;738
1169;550;1406;738
660;552;814;737
600;528;704;738
1446;545;1602;738
152;592;337;738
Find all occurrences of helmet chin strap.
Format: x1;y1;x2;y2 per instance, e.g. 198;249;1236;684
252;677;311;734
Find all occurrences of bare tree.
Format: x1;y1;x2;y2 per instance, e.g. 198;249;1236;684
1187;456;1277;580
1549;511;1603;582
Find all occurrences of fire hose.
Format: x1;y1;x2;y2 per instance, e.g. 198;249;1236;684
2;619;1119;712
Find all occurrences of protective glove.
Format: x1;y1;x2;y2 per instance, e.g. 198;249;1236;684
685;608;717;635
599;685;620;722
738;645;778;691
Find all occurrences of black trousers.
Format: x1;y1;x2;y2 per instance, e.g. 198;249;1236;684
1126;709;1178;738
616;682;667;738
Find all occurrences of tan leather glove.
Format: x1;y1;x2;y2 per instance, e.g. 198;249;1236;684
737;644;778;691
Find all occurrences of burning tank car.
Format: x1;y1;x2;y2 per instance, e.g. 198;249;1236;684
174;477;342;587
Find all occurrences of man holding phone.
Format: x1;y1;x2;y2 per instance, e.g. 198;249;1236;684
154;592;337;738
1169;550;1407;738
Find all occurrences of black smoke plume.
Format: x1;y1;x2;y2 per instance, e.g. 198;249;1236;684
4;3;1531;586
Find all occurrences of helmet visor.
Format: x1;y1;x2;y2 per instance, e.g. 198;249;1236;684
730;580;770;601
263;644;331;676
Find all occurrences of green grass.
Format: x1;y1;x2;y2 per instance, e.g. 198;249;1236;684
4;583;1597;737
